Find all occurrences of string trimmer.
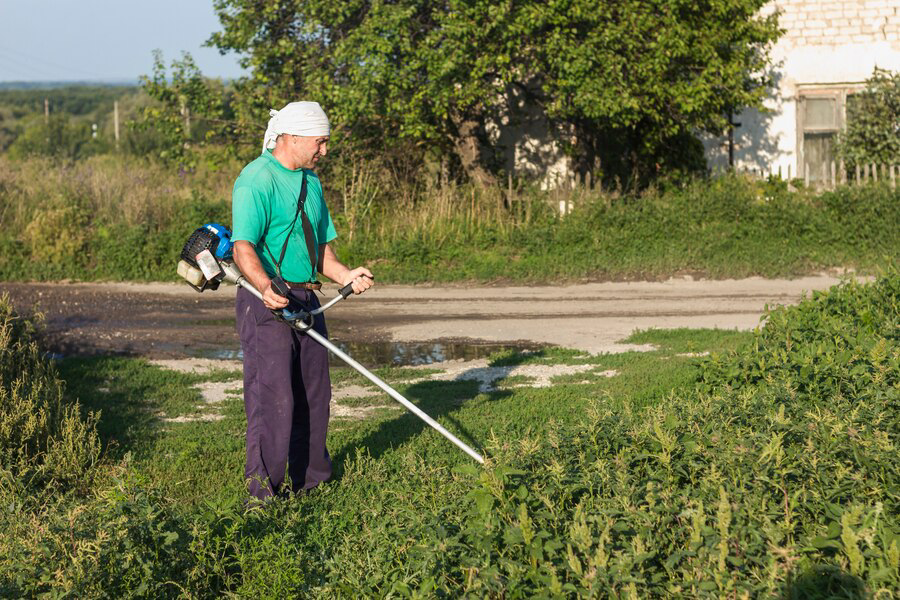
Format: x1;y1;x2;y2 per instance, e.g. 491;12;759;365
177;223;484;464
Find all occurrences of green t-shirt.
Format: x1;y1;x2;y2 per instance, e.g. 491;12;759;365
231;150;337;282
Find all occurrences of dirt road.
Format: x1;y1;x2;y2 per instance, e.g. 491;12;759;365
1;274;849;358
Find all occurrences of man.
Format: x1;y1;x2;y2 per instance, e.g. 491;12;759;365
231;101;374;501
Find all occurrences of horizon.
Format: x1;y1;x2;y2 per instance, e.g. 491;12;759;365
0;76;242;91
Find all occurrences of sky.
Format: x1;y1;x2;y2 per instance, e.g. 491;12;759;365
0;0;245;83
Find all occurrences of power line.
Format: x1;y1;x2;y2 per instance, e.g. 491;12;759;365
0;42;107;80
0;54;54;80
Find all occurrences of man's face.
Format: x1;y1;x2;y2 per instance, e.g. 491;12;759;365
288;135;329;169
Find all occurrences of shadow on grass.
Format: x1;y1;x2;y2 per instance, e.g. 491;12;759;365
330;376;512;480
57;356;198;460
784;566;868;600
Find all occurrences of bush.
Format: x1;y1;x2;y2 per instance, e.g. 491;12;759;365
6;114;109;162
0;295;101;492
0;470;199;598
835;68;900;168
0;299;200;597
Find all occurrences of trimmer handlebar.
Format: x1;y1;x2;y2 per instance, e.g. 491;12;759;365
339;283;355;299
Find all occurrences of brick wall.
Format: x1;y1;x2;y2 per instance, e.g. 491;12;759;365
767;0;900;46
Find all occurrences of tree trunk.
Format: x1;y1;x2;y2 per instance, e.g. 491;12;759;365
450;115;497;187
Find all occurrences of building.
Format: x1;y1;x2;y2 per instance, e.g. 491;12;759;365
705;0;900;182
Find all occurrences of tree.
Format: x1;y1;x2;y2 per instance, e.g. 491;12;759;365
208;0;781;184
6;114;106;162
133;51;233;166
835;68;900;168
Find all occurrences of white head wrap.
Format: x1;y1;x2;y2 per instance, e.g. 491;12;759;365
262;101;331;153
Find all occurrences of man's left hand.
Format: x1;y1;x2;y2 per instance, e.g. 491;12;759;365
341;267;375;295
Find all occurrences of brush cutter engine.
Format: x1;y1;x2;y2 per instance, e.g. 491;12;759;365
177;223;234;292
176;223;325;329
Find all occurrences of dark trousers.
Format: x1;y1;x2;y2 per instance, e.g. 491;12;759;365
236;286;332;500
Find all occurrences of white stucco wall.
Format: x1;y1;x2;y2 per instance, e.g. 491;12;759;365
705;0;900;176
485;84;576;188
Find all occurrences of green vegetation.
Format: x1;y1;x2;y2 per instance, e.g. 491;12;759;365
0;157;897;283
835;68;900;168
206;0;779;184
0;85;141;158
1;273;897;596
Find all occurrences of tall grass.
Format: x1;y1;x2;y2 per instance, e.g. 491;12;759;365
0;155;897;282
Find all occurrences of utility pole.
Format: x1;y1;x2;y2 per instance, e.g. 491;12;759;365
44;98;49;124
180;98;191;138
114;100;120;149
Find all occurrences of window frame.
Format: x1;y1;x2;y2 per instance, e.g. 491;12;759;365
796;84;866;179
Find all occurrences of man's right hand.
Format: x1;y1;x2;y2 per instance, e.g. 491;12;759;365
233;241;291;310
262;282;290;310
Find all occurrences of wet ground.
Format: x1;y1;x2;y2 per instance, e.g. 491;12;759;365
1;274;850;362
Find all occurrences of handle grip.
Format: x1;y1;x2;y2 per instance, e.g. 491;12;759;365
338;274;374;299
339;283;355;298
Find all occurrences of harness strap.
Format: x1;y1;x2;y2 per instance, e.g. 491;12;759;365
264;172;318;282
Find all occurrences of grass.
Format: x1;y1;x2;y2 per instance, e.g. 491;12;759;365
1;274;898;596
55;329;716;508
0;155;897;282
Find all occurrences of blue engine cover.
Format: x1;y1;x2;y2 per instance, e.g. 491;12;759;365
203;223;234;259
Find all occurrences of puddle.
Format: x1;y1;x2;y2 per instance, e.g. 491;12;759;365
190;340;544;368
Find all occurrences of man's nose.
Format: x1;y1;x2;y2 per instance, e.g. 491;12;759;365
319;143;327;156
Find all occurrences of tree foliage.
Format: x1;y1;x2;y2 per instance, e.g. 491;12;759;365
132;51;234;166
835;68;900;168
6;115;108;162
208;0;780;184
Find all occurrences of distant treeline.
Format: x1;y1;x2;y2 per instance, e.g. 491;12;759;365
0;85;138;117
0;84;180;160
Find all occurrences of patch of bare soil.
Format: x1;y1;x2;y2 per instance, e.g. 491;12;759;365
0;274;849;358
8;273;846;423
148;356;618;422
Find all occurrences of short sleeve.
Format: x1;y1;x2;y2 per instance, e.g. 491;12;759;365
231;184;268;245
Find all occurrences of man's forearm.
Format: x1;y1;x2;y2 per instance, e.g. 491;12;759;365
233;240;273;292
319;243;352;283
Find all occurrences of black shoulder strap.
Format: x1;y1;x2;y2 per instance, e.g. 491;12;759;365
265;172;318;281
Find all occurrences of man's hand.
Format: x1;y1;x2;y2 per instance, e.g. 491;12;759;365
234;241;291;310
262;282;290;310
341;267;375;295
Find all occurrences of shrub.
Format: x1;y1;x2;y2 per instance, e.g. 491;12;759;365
835;68;900;168
0;294;101;492
0;470;198;598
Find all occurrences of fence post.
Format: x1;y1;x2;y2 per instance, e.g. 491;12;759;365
892;165;897;190
804;162;810;188
114;100;120;150
872;163;878;183
855;164;861;184
840;159;846;185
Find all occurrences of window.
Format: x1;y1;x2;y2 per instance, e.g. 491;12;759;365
797;86;864;183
